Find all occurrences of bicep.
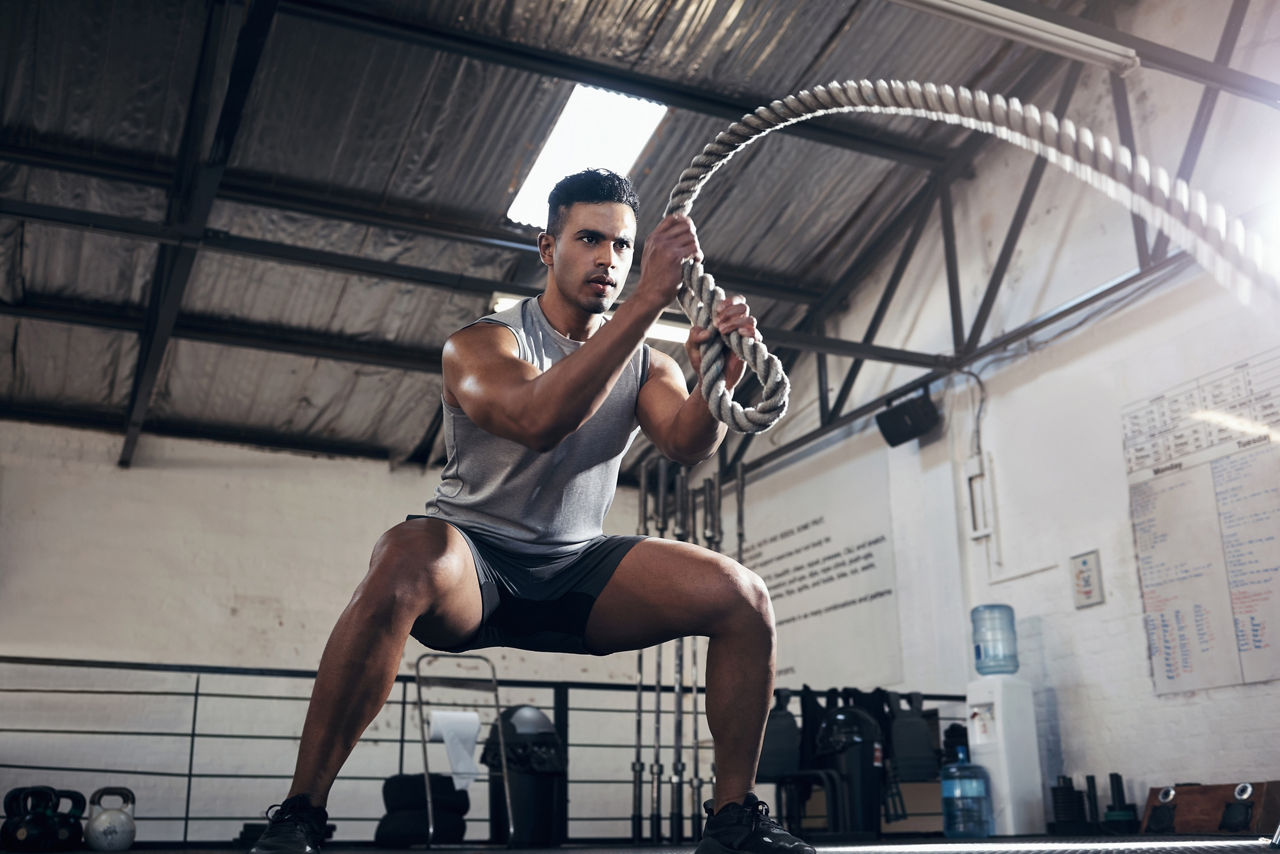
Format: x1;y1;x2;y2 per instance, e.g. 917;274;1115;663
636;349;691;451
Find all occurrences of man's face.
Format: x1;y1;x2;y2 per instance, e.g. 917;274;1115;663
540;202;637;315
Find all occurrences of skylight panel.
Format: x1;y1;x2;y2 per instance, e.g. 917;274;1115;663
506;85;668;229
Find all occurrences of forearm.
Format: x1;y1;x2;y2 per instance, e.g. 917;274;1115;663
660;384;729;465
523;297;666;448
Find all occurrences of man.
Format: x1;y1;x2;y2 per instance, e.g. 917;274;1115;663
252;169;812;854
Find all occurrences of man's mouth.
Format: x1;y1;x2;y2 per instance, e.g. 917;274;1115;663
589;276;616;294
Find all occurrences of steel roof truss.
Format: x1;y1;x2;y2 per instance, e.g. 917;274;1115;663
119;0;280;467
1149;0;1249;263
939;182;965;352
964;61;1082;355
829;183;940;419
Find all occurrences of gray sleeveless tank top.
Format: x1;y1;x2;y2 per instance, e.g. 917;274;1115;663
425;296;650;556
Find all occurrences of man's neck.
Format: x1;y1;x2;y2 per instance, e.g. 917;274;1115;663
537;290;603;342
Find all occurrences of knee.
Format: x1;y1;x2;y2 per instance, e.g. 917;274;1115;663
724;561;776;638
359;522;469;620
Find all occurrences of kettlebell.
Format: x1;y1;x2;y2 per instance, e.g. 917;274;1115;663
2;787;31;850
2;786;59;852
84;788;136;852
52;790;86;851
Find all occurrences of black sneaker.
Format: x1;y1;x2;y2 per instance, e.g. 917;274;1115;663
251;795;328;854
696;793;815;854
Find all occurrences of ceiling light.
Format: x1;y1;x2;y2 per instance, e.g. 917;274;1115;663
887;0;1140;76
491;295;690;344
506;85;668;229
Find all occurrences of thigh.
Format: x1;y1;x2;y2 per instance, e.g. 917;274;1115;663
380;518;486;650
583;538;771;655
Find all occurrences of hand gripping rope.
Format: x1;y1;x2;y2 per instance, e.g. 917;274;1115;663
667;78;1278;434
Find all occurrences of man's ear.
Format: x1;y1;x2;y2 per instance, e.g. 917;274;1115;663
537;232;555;267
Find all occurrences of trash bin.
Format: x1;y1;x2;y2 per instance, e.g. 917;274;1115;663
814;704;883;837
480;705;567;847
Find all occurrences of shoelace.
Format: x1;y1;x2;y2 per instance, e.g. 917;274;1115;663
749;800;784;832
266;803;315;826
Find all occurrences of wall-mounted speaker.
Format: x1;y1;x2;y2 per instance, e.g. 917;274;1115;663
876;394;941;447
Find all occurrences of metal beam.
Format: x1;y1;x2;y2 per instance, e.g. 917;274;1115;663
1150;0;1249;263
758;326;951;369
981;0;1280;110
807;179;937;324
963;252;1195;363
816;354;830;425
0;295;445;373
0;142;824;307
203;229;543;299
0;196;544;298
0;139;171;189
8;290;956;382
0;401;390;460
736;253;1196;480
120;0;279;467
404;405;445;467
965;61;1082;354
939;181;965;352
830;184;939;418
2;199;908;361
0;198;182;245
1107;72;1150;269
0;198;746;330
279;0;951;172
230;175;830;303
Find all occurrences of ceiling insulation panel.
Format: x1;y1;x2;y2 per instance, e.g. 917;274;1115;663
362;0;1068;145
1;0;208;158
195;199;505;344
7;317;137;408
231;14;575;221
2;167;168;306
150;339;441;462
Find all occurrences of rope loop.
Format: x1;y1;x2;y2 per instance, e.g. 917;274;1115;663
667;78;1276;433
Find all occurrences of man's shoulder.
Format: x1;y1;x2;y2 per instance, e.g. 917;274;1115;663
643;344;680;382
448;318;521;346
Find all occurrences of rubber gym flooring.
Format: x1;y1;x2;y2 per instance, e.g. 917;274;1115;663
124;837;1279;854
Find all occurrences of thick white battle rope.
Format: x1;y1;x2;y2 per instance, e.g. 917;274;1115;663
667;78;1278;434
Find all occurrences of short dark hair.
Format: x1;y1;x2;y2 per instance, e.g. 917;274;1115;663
546;169;639;235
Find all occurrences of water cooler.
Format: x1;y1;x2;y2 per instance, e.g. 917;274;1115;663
965;605;1045;836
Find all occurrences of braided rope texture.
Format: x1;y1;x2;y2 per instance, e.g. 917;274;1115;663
666;78;1278;433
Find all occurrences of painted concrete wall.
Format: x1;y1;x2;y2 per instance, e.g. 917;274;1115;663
728;0;1280;818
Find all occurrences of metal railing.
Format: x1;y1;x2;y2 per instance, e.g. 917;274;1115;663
0;655;964;846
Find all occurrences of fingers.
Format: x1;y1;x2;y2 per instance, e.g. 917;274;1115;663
646;214;700;261
713;294;759;340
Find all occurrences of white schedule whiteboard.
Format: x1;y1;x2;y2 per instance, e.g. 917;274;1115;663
1123;344;1280;694
727;437;901;687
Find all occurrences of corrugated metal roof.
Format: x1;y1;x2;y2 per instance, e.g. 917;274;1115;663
0;0;1086;468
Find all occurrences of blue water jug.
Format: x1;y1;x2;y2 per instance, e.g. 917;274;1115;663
941;746;994;838
971;603;1018;675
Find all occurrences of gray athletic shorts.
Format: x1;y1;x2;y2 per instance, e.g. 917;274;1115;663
404;516;644;655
